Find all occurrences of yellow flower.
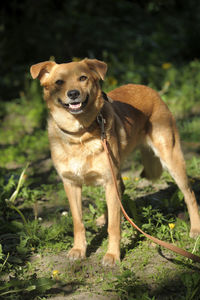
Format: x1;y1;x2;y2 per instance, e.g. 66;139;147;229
169;223;175;230
52;270;59;278
107;76;118;86
162;63;172;70
23;174;27;180
122;176;129;181
72;57;81;62
49;56;55;62
134;177;139;182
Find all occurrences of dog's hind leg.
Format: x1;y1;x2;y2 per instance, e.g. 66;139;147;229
148;124;200;238
64;183;87;260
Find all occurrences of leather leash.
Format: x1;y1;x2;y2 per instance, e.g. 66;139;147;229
97;113;200;263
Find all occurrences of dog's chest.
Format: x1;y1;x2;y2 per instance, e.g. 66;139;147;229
52;138;107;185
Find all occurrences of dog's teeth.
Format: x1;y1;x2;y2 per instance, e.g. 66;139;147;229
69;103;82;109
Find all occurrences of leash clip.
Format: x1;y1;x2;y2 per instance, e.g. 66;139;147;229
97;113;106;140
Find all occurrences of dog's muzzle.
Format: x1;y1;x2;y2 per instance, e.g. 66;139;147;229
58;94;89;115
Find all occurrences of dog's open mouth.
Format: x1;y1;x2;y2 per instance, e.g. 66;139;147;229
58;95;89;114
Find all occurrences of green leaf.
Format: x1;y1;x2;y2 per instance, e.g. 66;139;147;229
25;285;36;292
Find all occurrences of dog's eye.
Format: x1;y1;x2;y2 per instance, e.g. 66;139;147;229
79;75;87;82
55;79;64;85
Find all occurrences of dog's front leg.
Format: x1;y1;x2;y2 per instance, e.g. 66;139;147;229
64;182;86;260
103;181;121;267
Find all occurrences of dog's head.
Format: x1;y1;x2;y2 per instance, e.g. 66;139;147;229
30;59;107;116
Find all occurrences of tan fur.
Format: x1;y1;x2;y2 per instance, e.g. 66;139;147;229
30;59;200;266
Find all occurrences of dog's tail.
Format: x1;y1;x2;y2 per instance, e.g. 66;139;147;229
140;146;163;181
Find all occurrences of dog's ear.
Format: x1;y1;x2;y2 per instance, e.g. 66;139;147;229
83;59;107;80
30;61;56;82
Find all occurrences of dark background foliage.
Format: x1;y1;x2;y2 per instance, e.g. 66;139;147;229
1;0;200;99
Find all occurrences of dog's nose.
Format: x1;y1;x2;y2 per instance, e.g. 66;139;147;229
67;90;80;100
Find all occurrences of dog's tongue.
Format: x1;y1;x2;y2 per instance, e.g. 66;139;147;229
69;102;82;110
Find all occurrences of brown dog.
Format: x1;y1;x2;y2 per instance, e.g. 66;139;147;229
30;58;200;266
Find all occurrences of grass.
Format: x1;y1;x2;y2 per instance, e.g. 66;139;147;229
0;60;200;299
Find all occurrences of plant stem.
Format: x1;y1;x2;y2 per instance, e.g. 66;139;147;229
192;235;200;254
170;230;175;244
9;204;28;225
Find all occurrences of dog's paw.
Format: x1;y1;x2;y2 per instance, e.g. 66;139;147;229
96;213;107;227
190;228;200;239
102;253;120;267
67;248;86;261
